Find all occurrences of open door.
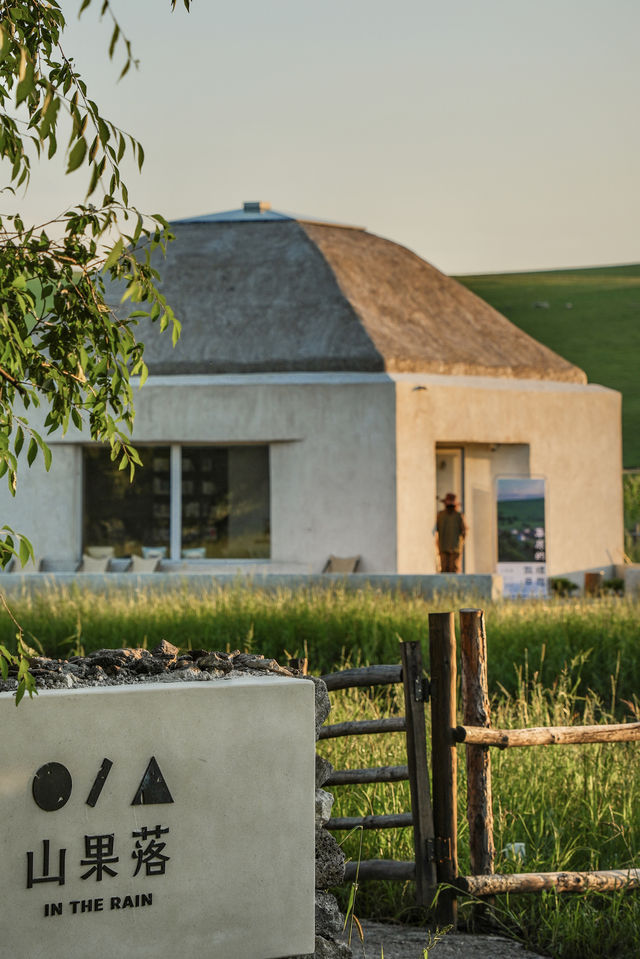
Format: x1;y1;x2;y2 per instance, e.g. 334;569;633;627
435;447;464;572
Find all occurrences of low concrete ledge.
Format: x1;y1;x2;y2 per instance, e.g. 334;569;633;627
620;565;640;596
0;571;503;600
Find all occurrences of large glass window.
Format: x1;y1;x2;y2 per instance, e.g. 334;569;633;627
84;446;171;558
181;446;270;559
83;445;270;560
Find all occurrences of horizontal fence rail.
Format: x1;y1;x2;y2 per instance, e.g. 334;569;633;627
457;869;640;897
321;665;403;691
455;721;640;748
345;860;416;882
327;812;414;831
325;765;409;786
319;717;407;740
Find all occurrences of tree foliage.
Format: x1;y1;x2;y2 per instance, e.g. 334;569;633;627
0;0;190;700
623;473;640;562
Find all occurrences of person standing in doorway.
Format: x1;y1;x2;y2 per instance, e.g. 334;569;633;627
436;492;467;573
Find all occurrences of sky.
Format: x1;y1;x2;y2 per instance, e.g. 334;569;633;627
11;0;640;274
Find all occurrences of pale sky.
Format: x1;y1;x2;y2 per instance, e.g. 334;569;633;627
11;0;640;274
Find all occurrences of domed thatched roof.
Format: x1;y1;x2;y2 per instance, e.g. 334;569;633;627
126;204;586;383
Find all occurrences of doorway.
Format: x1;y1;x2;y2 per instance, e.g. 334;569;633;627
435;447;465;572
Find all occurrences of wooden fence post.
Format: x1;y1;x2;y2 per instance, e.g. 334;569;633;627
460;608;495;924
428;611;458;928
400;641;437;907
460;609;494;876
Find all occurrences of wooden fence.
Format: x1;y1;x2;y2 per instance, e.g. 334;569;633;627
321;609;640;926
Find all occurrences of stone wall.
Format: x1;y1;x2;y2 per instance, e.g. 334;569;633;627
292;678;352;959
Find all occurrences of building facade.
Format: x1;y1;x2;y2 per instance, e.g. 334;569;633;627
1;204;624;580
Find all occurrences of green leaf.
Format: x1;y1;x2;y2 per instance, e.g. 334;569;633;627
18;537;30;567
16;48;35;107
0;25;11;63
87;161;101;198
27;438;37;466
66;137;87;173
103;237;124;271
109;24;120;59
97;116;110;145
14;427;24;458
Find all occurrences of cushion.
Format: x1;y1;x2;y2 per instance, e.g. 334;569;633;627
130;555;160;573
85;546;115;559
141;546;167;559
79;554;110;573
324;554;360;573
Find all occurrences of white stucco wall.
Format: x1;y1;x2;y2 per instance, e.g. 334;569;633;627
1;371;623;578
0;444;81;565
2;375;398;574
394;373;623;576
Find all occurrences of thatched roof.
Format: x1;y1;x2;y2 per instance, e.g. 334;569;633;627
121;207;586;383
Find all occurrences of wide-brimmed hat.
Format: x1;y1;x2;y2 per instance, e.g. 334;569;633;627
441;492;459;506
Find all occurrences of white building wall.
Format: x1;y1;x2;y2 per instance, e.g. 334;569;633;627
1;444;81;565
394;373;623;576
1;375;398;573
0;372;622;578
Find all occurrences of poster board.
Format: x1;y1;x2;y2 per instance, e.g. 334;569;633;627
496;477;548;598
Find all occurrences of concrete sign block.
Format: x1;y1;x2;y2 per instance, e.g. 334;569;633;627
0;677;315;959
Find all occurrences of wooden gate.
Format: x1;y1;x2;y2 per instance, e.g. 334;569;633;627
320;642;437;906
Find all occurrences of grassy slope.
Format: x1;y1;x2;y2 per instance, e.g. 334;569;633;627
455;264;640;469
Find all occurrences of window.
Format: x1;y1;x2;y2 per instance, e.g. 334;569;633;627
83;445;270;560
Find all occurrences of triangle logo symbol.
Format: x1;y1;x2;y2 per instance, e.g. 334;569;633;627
131;756;174;805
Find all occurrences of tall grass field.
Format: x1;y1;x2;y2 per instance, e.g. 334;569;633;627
2;582;639;957
2;583;639;709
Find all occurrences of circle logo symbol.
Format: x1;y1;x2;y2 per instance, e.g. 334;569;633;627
32;762;72;811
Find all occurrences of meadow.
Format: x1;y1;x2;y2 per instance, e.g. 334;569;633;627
2;582;639;958
2;582;639;709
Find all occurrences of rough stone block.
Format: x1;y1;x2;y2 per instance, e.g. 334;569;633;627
315;755;334;788
315;826;346;888
311;677;331;736
315;788;335;825
314;890;345;940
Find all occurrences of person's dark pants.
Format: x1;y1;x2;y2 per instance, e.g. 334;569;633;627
439;551;461;573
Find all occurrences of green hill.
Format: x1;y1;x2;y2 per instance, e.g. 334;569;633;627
456;264;640;468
